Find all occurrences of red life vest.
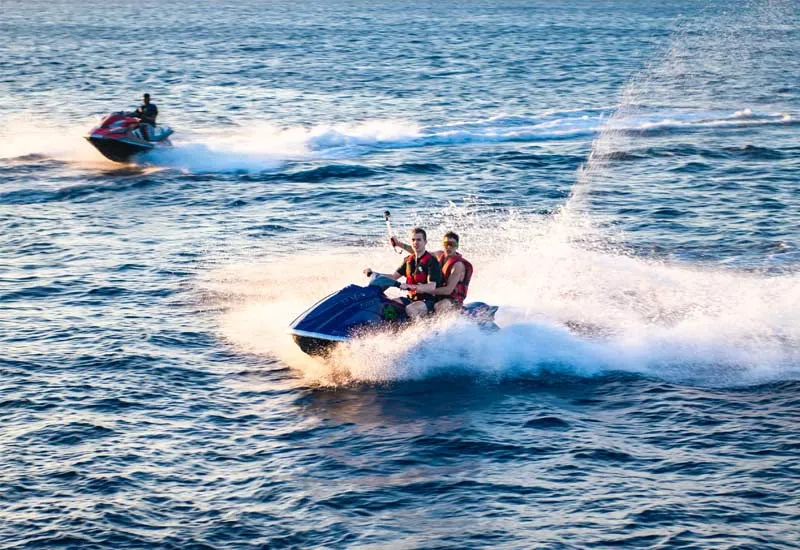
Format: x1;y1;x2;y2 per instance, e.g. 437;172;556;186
404;251;438;299
435;252;472;303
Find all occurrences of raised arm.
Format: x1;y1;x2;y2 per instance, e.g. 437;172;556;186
390;236;413;254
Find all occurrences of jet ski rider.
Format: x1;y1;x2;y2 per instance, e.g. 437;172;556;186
391;231;472;314
132;93;158;141
363;227;443;319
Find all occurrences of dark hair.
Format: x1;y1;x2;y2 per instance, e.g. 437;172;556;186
443;231;459;244
144;93;150;100
409;227;427;241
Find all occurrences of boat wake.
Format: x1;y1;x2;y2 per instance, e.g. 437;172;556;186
148;109;793;173
0;108;792;173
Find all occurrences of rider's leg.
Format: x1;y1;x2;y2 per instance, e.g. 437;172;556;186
405;300;429;319
434;298;460;314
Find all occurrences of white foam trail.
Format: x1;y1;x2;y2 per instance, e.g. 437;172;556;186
208;210;800;388
145;143;286;173
1;110;790;171
301;110;790;152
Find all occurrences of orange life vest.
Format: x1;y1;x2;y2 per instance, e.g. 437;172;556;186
435;252;472;303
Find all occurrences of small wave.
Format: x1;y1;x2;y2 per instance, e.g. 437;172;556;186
524;416;572;431
2;283;71;301
244;224;295;237
86;286;129;297
19;421;117;446
0;178;162;205
387;162;445;174
668;160;713;173
5;153;50;162
721;144;786;160
285;164;378;183
593;142;790;163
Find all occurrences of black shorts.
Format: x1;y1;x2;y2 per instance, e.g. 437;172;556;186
398;296;436;313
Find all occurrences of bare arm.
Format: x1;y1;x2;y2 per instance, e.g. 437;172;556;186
388;238;430;291
434;262;465;296
391;237;413;254
410;281;437;293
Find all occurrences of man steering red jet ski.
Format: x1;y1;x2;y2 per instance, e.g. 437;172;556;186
85;93;173;162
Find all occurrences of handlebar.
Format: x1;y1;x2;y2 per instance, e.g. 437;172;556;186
367;273;401;289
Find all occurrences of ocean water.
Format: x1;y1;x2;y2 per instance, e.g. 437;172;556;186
1;0;799;548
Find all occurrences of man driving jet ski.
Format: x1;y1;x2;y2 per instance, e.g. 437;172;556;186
132;93;158;141
363;227;443;319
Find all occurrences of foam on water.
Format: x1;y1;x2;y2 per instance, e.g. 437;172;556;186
211;208;800;388
2;109;791;173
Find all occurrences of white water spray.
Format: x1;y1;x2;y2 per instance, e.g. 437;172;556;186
209;206;800;387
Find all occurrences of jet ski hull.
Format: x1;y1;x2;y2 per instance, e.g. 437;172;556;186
291;330;346;356
85;136;155;163
85;112;173;163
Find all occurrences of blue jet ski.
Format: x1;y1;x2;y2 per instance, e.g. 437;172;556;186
289;274;499;356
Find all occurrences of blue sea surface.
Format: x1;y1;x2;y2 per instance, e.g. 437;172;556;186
1;0;799;548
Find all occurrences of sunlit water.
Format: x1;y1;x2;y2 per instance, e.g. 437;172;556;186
1;0;799;548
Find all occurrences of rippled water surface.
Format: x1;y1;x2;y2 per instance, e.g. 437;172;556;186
2;0;799;548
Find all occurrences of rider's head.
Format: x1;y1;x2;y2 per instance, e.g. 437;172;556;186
143;93;151;104
409;227;427;255
442;231;459;254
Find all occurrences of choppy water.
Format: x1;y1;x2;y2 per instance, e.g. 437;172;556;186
2;0;799;548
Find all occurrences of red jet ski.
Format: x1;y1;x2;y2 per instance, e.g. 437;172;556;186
85;112;173;162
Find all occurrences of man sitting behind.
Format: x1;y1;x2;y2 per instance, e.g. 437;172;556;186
392;230;472;314
364;227;443;319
